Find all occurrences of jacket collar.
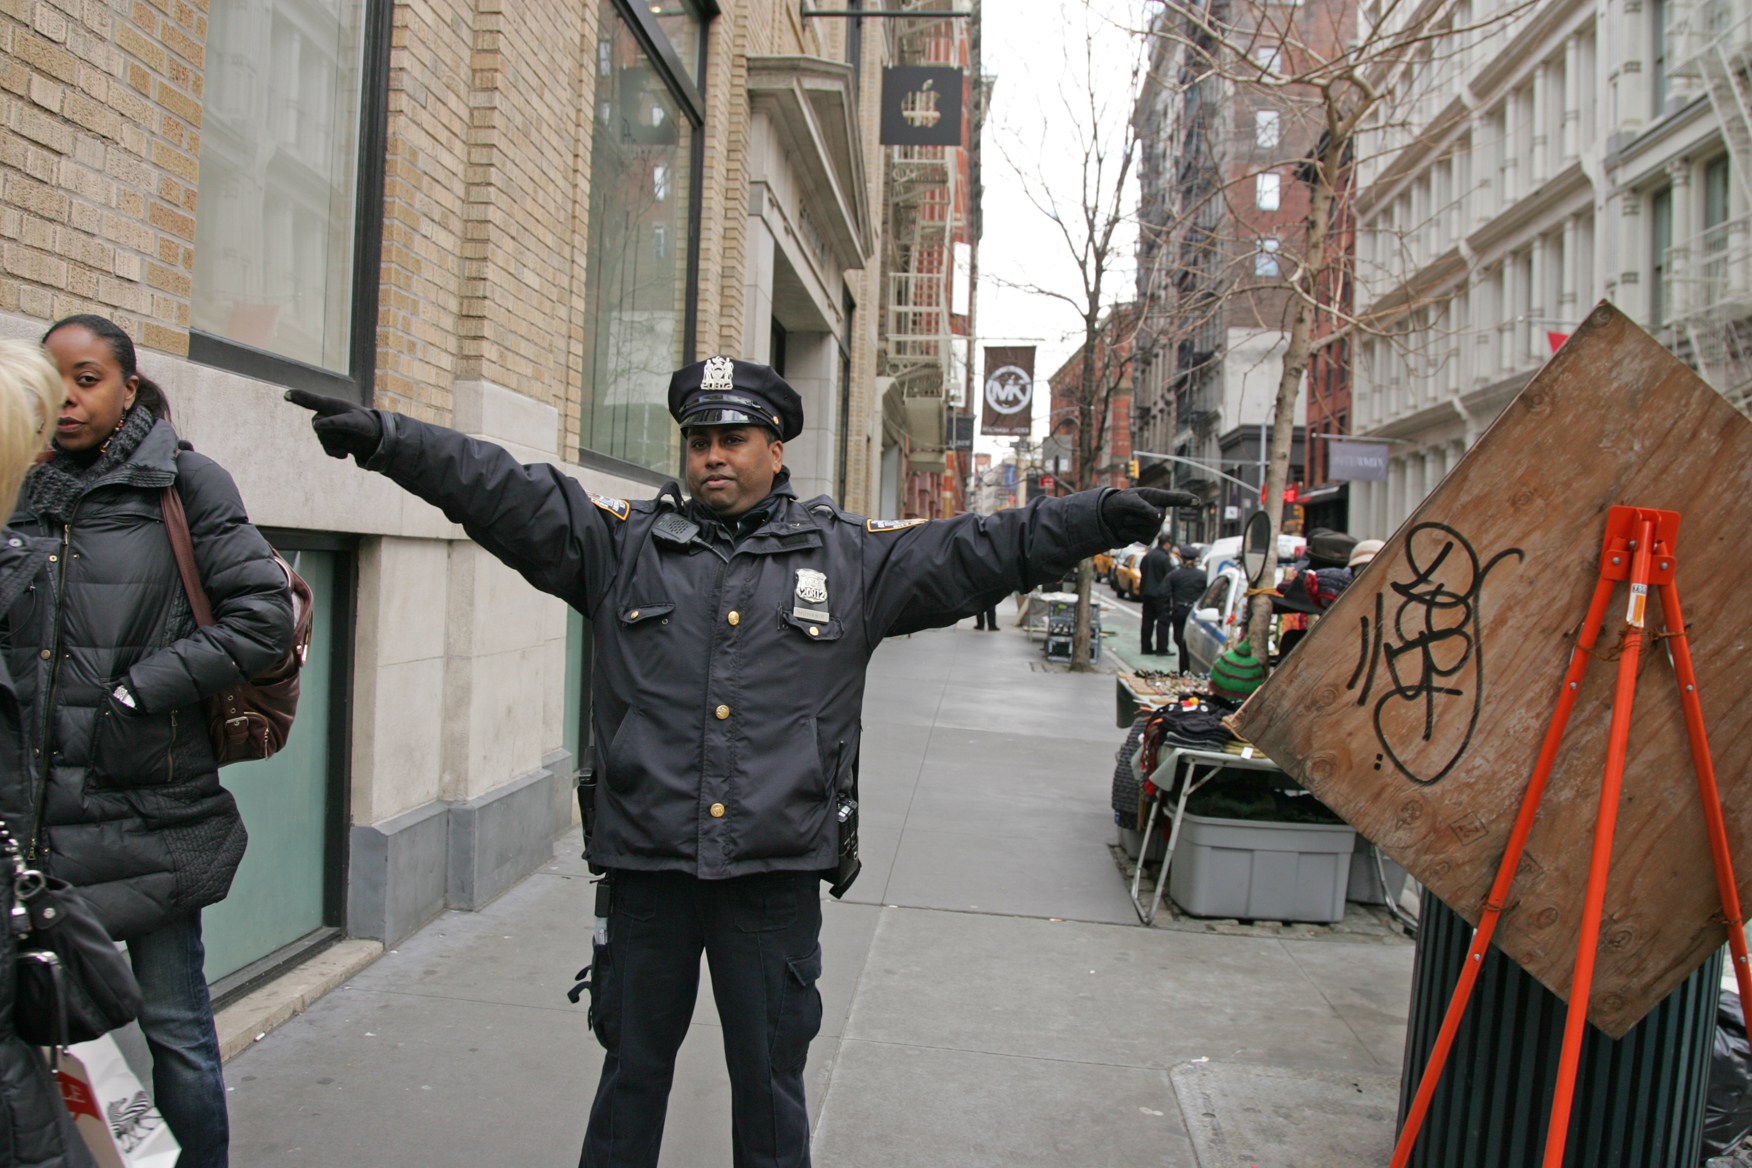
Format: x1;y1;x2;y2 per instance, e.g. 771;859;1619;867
685;472;812;550
45;418;179;498
101;417;181;489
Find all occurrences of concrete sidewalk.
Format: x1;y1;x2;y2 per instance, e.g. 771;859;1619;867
225;616;1414;1166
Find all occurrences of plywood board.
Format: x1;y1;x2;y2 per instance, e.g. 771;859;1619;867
1235;302;1752;1038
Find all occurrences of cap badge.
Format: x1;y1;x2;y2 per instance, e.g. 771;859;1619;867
701;356;735;392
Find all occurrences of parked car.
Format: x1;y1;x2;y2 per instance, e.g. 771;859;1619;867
1182;567;1245;675
1104;542;1144;589
1114;547;1147;599
1182;547;1302;674
1093;548;1117;582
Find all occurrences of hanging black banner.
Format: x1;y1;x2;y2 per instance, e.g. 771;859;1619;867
981;346;1035;437
880;66;964;146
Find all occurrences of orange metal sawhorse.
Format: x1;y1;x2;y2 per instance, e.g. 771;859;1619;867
1390;506;1752;1168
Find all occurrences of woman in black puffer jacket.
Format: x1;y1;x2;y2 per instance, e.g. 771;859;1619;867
7;316;293;1168
0;339;97;1168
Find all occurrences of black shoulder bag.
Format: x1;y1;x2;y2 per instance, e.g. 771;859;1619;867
5;818;141;1046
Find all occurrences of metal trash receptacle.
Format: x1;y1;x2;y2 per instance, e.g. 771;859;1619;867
1398;894;1721;1167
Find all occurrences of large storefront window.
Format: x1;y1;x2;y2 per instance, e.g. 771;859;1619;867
192;0;368;371
580;1;702;473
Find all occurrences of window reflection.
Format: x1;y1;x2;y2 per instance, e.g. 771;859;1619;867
580;3;694;472
646;0;706;84
192;0;366;372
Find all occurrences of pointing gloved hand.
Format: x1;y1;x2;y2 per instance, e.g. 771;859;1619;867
284;389;384;462
1101;487;1201;544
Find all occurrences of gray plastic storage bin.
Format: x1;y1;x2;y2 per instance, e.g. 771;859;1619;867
1348;838;1409;905
1117;824;1167;862
1167;813;1355;922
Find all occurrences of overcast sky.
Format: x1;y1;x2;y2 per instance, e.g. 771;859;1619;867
971;0;1150;461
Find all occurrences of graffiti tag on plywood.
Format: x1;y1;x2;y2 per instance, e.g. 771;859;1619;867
1347;523;1524;785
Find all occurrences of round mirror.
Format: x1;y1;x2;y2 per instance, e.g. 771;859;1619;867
1240;510;1273;586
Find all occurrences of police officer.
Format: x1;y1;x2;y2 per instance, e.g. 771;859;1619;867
1165;544;1208;671
1137;534;1176;655
286;359;1193;1168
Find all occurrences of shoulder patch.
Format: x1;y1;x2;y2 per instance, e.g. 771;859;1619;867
866;517;928;532
589;492;630;521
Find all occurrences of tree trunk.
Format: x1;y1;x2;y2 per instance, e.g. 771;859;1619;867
1071;310;1103;673
1244;159;1336;669
1071;558;1095;668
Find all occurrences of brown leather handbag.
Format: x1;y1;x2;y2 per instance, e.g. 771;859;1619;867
159;487;315;765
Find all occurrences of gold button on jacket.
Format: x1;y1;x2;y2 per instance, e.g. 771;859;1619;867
727;610;740;626
709;802;725;818
714;704;730;720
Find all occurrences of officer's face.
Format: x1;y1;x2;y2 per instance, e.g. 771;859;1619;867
685;424;783;517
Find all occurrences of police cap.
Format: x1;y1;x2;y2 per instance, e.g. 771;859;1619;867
668;356;803;442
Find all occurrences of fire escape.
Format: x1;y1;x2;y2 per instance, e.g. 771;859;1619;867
881;0;962;475
1664;0;1752;411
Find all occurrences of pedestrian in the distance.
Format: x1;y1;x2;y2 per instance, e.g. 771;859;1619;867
973;599;1000;630
286;356;1195;1168
1137;534;1175;656
7;316;295;1168
1166;544;1208;672
0;338;99;1168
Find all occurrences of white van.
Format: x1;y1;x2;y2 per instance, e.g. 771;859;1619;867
1197;533;1307;584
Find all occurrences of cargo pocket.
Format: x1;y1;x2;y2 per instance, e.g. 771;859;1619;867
770;943;823;1072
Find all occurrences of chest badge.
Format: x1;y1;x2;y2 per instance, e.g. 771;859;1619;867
795;569;828;605
794;569;831;623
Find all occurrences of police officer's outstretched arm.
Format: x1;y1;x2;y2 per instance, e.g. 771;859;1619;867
285;390;617;610
862;487;1196;639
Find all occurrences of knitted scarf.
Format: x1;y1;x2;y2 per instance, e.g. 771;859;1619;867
25;405;159;523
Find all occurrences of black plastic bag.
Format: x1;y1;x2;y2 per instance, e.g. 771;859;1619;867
1704;991;1752;1157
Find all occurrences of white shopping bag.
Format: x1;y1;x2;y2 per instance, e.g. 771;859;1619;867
54;1033;181;1168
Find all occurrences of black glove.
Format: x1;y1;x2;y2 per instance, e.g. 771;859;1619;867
284;389;384;462
1101;487;1200;545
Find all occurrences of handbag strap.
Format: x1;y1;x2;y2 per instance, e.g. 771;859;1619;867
159;486;216;628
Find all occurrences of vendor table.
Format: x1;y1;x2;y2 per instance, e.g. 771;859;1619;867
1114;673;1203;727
1128;746;1287;926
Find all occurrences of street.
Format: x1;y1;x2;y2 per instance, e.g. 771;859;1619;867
222;616;1413;1167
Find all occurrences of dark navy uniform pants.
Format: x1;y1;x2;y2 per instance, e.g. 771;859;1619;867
581;869;824;1168
1139;597;1173;656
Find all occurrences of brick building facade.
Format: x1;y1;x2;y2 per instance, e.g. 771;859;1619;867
0;0;908;989
1046;304;1135;492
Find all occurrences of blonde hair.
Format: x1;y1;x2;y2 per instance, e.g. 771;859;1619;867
0;339;61;507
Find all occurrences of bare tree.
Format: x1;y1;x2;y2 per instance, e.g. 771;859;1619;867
993;4;1147;672
1135;0;1535;667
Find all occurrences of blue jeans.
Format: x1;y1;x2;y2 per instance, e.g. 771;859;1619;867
128;911;228;1168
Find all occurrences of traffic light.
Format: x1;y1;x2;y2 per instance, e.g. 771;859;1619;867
1128;457;1140;481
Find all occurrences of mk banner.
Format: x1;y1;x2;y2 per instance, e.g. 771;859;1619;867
981;347;1035;437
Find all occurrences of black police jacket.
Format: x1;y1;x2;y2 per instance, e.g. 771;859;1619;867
1166;565;1207;609
364;416;1122;879
1139;547;1174;599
